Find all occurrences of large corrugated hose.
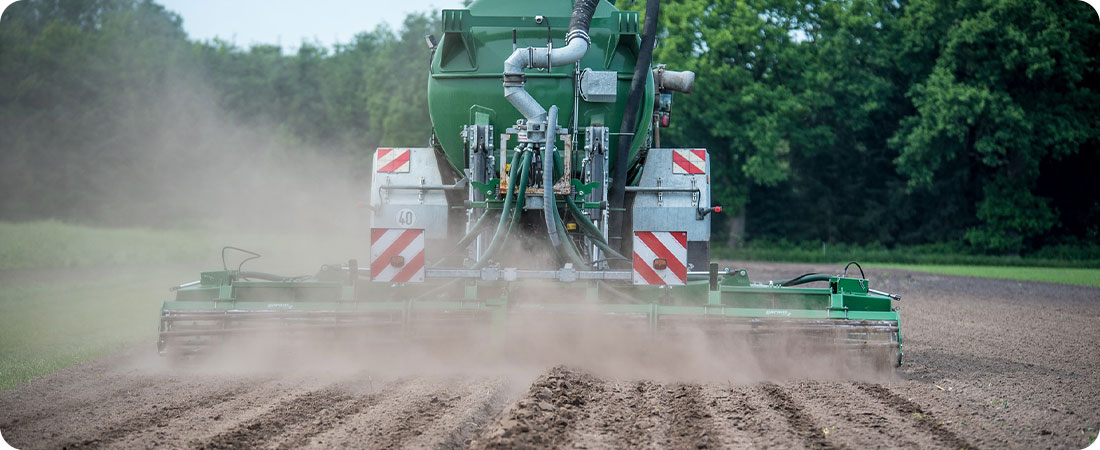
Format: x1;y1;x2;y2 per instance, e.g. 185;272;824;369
568;0;599;35
543;106;561;248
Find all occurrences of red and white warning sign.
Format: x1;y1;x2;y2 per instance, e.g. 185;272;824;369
632;231;688;286
375;148;412;173
671;149;707;175
370;228;425;283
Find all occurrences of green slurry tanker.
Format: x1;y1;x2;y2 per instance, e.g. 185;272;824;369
158;0;902;367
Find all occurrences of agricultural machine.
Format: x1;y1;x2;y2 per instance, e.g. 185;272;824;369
158;0;902;366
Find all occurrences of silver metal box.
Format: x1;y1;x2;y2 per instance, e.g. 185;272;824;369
580;69;618;103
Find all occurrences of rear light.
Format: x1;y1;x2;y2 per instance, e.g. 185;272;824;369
714;206;722;213
652;258;668;270
390;255;406;268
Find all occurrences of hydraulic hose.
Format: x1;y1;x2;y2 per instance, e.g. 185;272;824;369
474;150;523;268
552;150;628;262
501;151;533;248
778;274;832;287
455;208;493;250
608;0;660;254
433;207;493;265
544;105;561;247
553;203;589;268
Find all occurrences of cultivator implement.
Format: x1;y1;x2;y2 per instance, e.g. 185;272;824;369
158;0;902;368
160;264;901;366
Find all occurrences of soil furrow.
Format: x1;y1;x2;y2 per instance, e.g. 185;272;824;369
303;378;466;449
196;385;365;449
2;374;182;447
657;384;716;449
2;264;1096;450
107;379;308;449
57;383;249;449
781;381;925;449
560;379;661;449
618;381;664;448
695;386;761;449
759;383;835;449
398;379;512;450
856;383;979;450
472;367;596;449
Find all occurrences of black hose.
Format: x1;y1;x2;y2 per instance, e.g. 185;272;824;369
844;261;866;279
607;0;659;254
222;246;260;273
568;0;600;39
778;273;832;287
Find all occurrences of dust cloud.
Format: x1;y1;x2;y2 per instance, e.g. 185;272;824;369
152;234;897;387
149;315;896;388
16;75;893;387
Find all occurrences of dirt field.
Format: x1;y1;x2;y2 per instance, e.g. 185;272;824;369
2;262;1098;449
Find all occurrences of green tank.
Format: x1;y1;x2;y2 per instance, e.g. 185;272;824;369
428;0;654;175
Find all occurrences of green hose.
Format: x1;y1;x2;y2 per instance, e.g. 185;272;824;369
552;152;603;242
553;202;589;268
474;150;523;268
551;151;627;262
500;151;533;248
454;208;492;251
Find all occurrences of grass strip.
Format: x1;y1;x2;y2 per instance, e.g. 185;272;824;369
876;264;1100;287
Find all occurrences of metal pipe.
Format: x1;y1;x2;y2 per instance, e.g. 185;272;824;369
544;105;561;247
654;66;695;93
169;280;200;291
625;186;700;193
502;0;598;122
378;183;467;192
869;289;902;301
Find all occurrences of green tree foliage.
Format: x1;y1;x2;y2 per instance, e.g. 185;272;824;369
649;0;907;244
891;0;1099;253
637;0;1097;253
0;0;1096;255
0;0;437;227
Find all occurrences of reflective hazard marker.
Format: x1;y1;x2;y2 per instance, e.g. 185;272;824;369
375;148;412;173
632;231;688;285
671;149;706;175
370;228;425;283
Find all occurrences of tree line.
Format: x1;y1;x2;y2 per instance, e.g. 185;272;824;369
0;0;1097;254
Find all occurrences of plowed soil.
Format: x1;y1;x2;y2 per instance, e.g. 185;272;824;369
2;263;1098;449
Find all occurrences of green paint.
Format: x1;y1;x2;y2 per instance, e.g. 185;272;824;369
428;0;653;174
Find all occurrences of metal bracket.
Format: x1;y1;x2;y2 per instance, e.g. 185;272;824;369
571;179;600;197
691;177;699;207
418;177;426;204
471;179;500;197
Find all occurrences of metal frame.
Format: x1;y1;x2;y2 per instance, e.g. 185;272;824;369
159;266;903;366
